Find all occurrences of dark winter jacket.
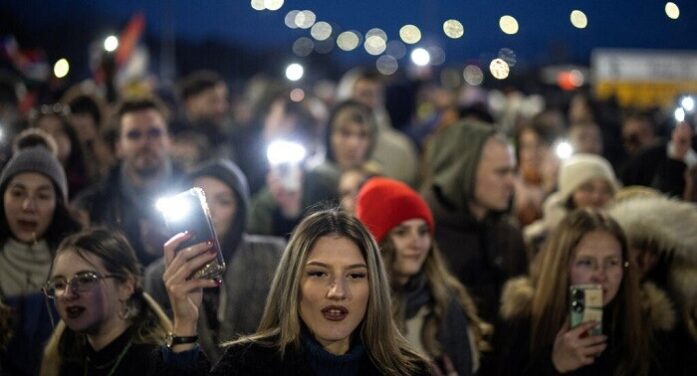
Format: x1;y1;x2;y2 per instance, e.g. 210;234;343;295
422;121;528;323
482;277;678;376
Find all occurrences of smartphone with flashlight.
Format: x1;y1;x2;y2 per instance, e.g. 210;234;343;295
267;140;306;193
570;284;603;336
156;188;225;279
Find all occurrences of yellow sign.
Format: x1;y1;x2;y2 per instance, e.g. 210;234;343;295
595;81;697;108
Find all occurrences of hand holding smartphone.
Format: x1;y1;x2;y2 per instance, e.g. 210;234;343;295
156;188;226;279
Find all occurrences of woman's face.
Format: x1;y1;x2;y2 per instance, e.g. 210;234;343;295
387;219;431;285
299;235;369;354
572;177;613;209
330;111;371;169
569;230;624;306
3;172;56;243
50;249;132;335
37;115;72;165
193;176;236;240
519;129;547;171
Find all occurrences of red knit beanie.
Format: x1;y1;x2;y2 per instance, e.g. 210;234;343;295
356;177;434;243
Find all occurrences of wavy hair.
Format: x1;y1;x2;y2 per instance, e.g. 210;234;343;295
531;209;647;376
226;208;425;375
40;228;172;376
380;237;491;360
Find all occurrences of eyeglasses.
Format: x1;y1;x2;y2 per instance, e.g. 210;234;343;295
43;271;121;299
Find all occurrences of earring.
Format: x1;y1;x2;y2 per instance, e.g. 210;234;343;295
118;301;131;320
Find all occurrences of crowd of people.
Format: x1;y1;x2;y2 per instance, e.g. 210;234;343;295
0;62;696;376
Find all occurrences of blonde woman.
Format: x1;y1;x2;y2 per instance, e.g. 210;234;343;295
40;228;172;376
488;209;675;375
163;208;429;375
356;177;490;376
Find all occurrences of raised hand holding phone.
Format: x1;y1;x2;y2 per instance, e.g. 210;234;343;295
552;319;608;373
162;232;220;350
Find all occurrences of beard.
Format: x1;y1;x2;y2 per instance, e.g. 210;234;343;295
130;152;166;178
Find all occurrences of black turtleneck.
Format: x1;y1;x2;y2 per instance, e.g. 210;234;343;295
60;326;159;376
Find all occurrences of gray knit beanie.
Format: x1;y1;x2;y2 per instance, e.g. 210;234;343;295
0;146;68;201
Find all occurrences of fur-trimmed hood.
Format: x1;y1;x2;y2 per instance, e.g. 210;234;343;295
499;277;676;332
608;196;697;306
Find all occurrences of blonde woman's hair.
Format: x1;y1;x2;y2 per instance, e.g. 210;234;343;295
380;237;491;362
40;229;172;376
225;208;426;375
531;209;647;376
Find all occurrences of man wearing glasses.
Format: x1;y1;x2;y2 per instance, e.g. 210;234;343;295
73;97;186;267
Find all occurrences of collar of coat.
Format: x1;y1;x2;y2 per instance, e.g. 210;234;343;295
499;277;676;332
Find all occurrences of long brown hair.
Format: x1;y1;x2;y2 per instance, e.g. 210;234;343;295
40;228;172;376
380;237;491;360
531;209;646;376
225;209;426;375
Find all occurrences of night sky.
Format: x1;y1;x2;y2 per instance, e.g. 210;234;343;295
2;1;697;79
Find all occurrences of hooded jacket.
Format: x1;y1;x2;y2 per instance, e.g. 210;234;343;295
482;277;678;376
607;196;697;311
421;121;527;323
144;159;285;362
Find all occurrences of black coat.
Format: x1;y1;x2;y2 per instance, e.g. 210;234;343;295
209;341;385;376
423;188;528;323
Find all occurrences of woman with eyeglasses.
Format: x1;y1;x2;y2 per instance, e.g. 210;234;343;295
0;144;81;375
162;208;430;375
484;209;675;375
40;228;173;376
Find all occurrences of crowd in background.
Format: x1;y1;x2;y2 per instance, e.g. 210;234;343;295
0;59;696;375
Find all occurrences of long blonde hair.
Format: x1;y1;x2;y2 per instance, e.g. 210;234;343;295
531;209;647;376
40;229;172;376
225;209;426;375
380;237;491;360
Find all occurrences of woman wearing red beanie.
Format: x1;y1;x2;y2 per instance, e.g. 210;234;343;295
356;177;490;376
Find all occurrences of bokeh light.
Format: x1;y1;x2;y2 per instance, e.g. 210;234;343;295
290;88;305;102
285;63;304;81
665;2;680;19
285;10;300;28
489;58;510;79
570;10;588;29
311;22;333;41
314;38;334;54
337;31;360;51
292;37;314;57
251;0;265;11
498;48;517;67
366;28;388;42
386;40;407;59
443;19;464;39
264;0;284;11
295;10;316;29
399;25;421;44
555;141;574;160
463;65;484;86
376;55;399;75
364;36;387;55
410;48;431;66
103;35;119;52
53;58;69;78
499;15;519;35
